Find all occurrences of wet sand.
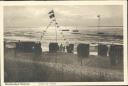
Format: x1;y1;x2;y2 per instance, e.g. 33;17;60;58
4;48;123;82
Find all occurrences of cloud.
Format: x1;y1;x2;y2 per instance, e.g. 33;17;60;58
4;5;123;29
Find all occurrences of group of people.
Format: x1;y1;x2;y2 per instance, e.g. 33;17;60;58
59;43;74;53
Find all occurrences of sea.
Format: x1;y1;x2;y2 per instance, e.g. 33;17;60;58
4;26;123;55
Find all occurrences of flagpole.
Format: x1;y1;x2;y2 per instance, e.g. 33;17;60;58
48;9;58;42
97;14;101;44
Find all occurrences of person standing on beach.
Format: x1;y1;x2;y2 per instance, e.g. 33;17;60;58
60;43;63;52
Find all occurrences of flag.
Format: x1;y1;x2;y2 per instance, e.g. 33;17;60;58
48;10;55;19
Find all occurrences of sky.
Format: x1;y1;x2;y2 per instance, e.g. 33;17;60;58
4;5;123;29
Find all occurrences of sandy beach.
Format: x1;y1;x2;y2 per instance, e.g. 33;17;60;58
4;48;123;82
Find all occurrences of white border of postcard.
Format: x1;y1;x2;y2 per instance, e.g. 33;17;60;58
0;1;127;86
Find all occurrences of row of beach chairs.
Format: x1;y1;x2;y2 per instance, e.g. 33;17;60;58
5;41;123;65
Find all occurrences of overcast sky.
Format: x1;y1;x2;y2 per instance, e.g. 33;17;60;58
4;5;123;29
